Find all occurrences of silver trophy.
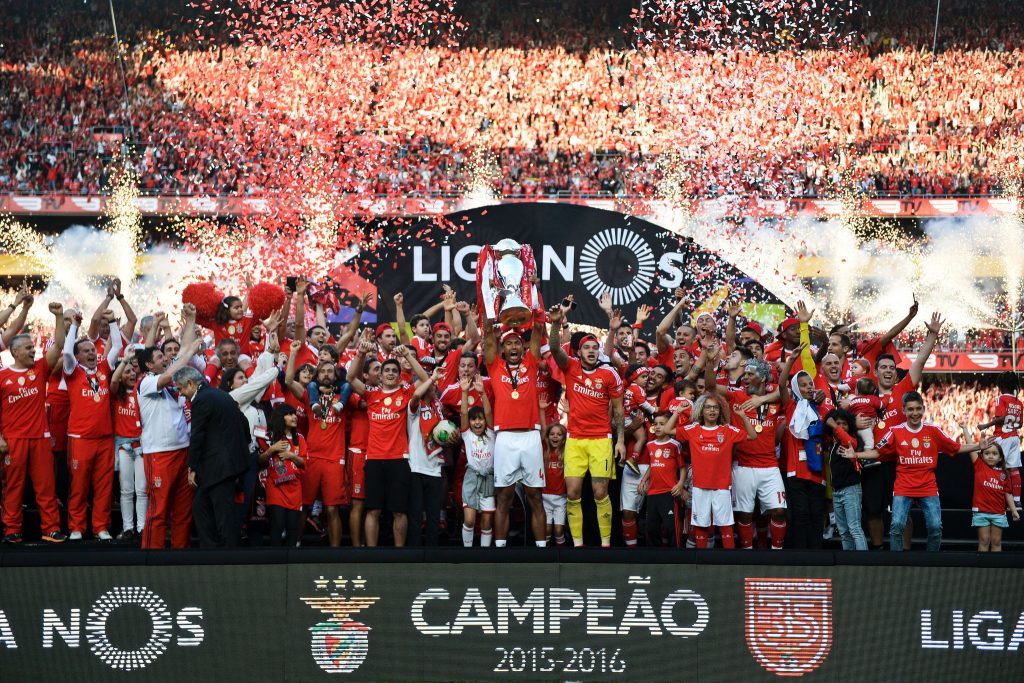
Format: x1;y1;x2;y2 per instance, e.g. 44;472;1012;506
493;238;532;327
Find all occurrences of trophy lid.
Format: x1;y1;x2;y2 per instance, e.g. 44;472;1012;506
493;238;522;253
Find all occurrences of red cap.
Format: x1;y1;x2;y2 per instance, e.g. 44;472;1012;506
432;322;451;335
376;323;393;338
779;317;799;334
500;329;521;344
742;321;763;338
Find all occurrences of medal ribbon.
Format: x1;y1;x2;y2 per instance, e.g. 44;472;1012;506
506;361;520;393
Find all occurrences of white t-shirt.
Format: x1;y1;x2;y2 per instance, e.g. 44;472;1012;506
407;403;443;477
462;428;495;476
137;373;190;453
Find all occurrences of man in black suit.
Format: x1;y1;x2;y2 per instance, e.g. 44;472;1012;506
173;366;250;547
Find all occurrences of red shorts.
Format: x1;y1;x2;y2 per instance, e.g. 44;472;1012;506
348;448;367;500
301;457;346;507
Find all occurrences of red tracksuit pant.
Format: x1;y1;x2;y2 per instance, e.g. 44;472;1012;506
67;436;114;534
2;438;61;534
141;448;193;549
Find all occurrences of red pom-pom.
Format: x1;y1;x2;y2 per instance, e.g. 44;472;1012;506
248;281;286;321
182;282;224;321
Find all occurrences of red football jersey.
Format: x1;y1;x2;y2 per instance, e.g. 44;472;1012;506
560;358;623;440
439;379;495;419
432;347;463;394
972;457;1011;514
304;388;346;461
847;393;884;419
262;434;306;510
112;390;142;439
543;449;567;495
411;335;432;358
486;353;541;431
0;358;50;438
991;393;1023;438
873;374;915;441
364;384;416;460
346;392;369;450
625;384;656;419
645;438;684;495
211;313;257;356
726;387;782;469
678;423;743;489
876;422;961;497
65;359;114;438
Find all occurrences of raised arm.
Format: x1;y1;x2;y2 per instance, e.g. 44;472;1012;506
459;377;473;431
156;338;201;390
292;278;308;347
45;302;66;371
477;377;493;429
725;300;740;354
656;289;688;353
346;339;376;396
282;340;307;400
145;311;165;349
335;292;372;352
105;321;124;367
394;292;410;345
87;284;115;339
879;297;919;350
1;287;33;348
398;345;430;384
777;342;806;405
796;300;817;379
547;305;569;370
111;279;138;342
414;366;444;401
63;321;80;375
109;347;136;394
231;338;280;408
461;302;480;350
482;315;497;366
910;312;944;387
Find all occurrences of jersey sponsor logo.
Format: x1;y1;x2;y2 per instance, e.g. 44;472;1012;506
302;575;379;673
745;578;833;676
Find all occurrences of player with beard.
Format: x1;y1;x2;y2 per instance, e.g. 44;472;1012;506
287;279;369;369
861;312;942;550
62;309;125;540
482;310;547;548
709;340;795;550
548;305;625;547
645;364;676;412
655;289;697;371
0;302;68;543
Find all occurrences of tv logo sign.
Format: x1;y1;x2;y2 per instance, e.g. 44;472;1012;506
0;586;204;671
745;578;833;677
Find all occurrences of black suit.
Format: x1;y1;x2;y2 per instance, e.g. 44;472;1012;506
188;383;250;547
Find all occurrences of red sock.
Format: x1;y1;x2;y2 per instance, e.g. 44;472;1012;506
718;525;735;549
1010;468;1021;502
770;519;787;549
693;526;709;549
736;521;754;549
753;509;769;549
622;518;638;546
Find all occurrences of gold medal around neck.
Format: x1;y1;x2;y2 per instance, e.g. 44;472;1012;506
320;421;328;431
93;393;102;403
754;424;763;433
511;390;520;399
877;420;886;430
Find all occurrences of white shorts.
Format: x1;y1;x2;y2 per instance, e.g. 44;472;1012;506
996;436;1021;469
542;493;566;526
494;430;545;489
620;464;650;513
731;464;787;513
691;487;734;528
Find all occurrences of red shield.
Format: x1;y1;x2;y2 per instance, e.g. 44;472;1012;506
745;578;833;676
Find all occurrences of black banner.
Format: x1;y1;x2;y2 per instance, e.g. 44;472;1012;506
365;203;788;332
2;560;1023;681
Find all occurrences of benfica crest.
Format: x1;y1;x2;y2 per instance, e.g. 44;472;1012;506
745;578;833;676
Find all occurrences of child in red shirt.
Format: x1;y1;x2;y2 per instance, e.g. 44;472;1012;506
259;404;306;546
970;439;1020;552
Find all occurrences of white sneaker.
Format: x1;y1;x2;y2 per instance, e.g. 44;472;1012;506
69;531;83;541
97;530;113;541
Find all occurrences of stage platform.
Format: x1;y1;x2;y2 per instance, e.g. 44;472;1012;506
1;547;1022;682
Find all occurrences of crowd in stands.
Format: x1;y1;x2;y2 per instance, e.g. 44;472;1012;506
1;0;1022;199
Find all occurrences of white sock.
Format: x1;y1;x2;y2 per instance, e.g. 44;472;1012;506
573;538;584;547
495;539;506;547
480;529;493;547
462;524;474;547
535;540;547;547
